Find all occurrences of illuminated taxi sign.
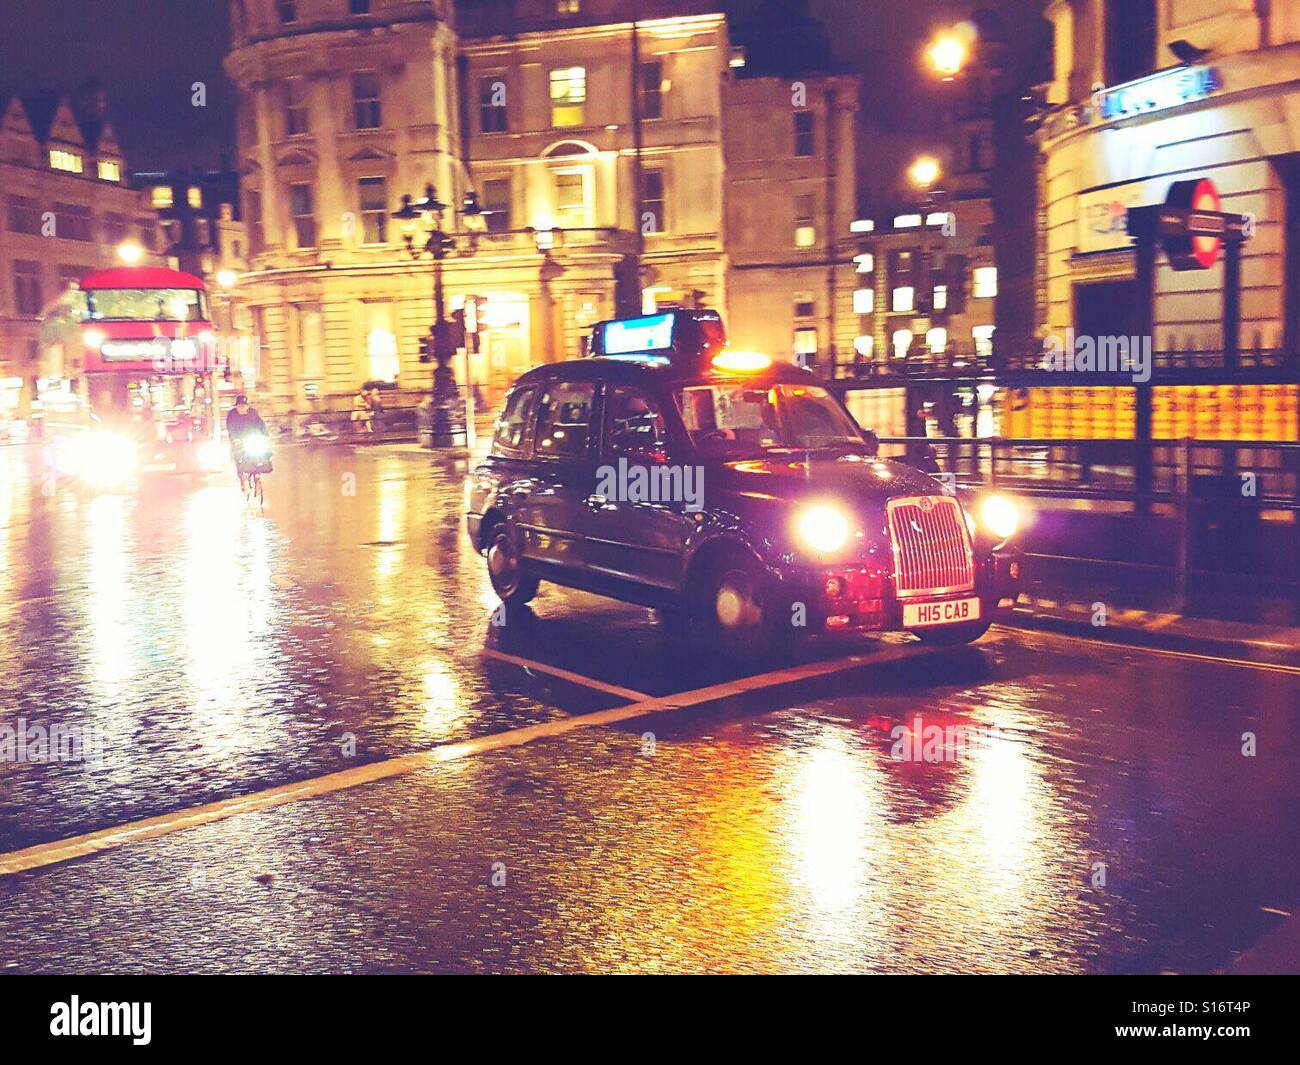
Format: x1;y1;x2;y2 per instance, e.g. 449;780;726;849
600;313;676;355
589;309;727;363
1097;65;1221;124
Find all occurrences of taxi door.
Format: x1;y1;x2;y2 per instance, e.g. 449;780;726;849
584;384;693;590
513;376;600;573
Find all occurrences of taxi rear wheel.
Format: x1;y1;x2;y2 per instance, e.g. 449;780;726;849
699;555;777;660
915;619;991;645
486;524;539;607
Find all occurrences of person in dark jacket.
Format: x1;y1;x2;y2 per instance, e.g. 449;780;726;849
225;394;270;490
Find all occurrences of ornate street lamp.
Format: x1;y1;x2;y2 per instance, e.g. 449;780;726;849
393;183;486;448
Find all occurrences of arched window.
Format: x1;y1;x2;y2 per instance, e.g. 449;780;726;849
1106;0;1156;84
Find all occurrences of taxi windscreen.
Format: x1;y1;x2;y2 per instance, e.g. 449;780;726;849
675;383;866;455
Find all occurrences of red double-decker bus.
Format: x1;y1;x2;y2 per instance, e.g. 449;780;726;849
40;266;227;484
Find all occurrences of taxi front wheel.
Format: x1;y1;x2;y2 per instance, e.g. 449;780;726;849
486;524;539;607
699;555;779;660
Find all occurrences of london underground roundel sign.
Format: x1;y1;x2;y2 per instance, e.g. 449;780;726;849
1164;178;1223;270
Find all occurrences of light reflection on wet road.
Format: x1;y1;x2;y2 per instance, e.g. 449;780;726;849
1;445;1298;973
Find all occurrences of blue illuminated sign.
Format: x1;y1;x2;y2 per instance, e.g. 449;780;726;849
1097;65;1221;123
601;313;676;355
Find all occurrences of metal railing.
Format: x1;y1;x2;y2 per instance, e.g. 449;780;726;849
876;435;1300;597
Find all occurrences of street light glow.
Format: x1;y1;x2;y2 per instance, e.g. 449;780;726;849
117;242;143;265
926;23;977;79
909;156;941;189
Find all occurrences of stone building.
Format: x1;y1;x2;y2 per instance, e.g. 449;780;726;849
224;0;861;415
0;84;162;417
1038;0;1300;352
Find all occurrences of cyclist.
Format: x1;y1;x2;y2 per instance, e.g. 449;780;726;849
225;394;270;495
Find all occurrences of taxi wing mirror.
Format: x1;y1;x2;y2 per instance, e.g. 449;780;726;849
860;428;880;456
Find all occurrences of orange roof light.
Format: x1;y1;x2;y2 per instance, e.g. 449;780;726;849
712;350;772;373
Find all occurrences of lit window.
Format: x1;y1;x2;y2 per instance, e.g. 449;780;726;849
973;324;995;358
556;0;581;13
97;160;121;182
794;194;816;248
352;71;382;129
554;167;591;227
892;329;913;358
550;67;587;128
893;214;922;228
854;253;874;273
49;149;83;174
926;211;950;227
366;302;399;383
152;186;173;208
892;286;914;313
793;326;818;365
850;219;874;233
794;111;814;157
933;284;948;311
926;327;947;353
187;186;202;209
854;334;874;358
973;266;998;298
853;288;874;314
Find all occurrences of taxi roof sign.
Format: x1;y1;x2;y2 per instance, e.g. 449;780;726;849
589;308;727;362
601;313;676;355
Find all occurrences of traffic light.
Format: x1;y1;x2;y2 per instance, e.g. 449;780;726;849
417;335;433;363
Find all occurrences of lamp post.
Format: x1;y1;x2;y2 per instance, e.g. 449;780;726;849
392;183;486;449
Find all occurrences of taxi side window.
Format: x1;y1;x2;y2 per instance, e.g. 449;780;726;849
491;385;537;458
606;386;668;456
534;380;596;460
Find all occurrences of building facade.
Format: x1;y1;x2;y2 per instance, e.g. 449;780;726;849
0;88;162;419
722;72;859;373
1038;0;1300;353
224;0;463;414
224;0;861;416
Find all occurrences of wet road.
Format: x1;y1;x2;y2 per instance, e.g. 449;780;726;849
1;444;1298;973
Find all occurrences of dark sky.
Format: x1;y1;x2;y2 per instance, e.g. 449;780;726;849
0;0;233;172
0;0;1047;182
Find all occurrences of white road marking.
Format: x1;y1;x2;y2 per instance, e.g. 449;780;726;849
479;648;649;701
0;642;932;878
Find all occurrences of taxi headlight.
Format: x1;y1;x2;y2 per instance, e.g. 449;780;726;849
980;494;1019;541
796;504;852;555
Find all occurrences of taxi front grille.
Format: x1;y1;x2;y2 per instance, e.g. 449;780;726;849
886;496;975;597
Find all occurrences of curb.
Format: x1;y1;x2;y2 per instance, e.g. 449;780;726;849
1007;596;1300;662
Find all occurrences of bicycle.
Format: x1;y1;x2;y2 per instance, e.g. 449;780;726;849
240;468;264;508
232;433;272;508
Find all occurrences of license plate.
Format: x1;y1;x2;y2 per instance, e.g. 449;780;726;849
903;596;980;628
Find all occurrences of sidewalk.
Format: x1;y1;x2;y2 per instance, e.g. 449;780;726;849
1009;556;1300;661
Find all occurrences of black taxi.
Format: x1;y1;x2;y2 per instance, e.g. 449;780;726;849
466;309;1022;656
